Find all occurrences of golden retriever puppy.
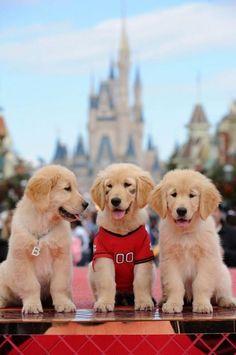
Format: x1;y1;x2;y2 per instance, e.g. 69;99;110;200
88;163;155;312
149;169;236;314
0;165;88;314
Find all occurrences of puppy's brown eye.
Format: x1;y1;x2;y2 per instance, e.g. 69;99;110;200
171;192;177;197
107;184;112;188
64;186;71;192
189;193;195;198
124;182;132;188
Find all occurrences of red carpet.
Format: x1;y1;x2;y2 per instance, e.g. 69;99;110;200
72;267;236;309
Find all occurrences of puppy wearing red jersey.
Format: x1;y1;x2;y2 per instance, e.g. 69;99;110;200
89;163;155;312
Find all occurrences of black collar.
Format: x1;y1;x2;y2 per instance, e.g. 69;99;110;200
100;225;143;237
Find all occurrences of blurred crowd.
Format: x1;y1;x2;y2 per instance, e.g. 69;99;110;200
0;204;236;267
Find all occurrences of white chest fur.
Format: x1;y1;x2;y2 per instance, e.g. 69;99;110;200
32;240;54;287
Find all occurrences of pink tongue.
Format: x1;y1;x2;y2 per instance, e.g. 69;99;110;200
176;219;189;226
112;210;126;220
75;214;80;221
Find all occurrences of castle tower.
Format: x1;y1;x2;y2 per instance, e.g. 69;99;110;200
144;135;161;180
187;103;210;140
125;134;136;164
132;67;144;166
52;138;68;165
171;103;211;171
72;135;90;192
88;76;116;171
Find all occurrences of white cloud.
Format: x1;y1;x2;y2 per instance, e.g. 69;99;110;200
145;69;236;99
0;2;236;74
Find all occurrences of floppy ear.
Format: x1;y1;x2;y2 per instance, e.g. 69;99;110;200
149;183;167;219
25;175;53;212
90;175;105;210
136;171;155;208
199;180;222;220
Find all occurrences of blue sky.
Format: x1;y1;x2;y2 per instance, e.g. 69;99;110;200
0;0;236;165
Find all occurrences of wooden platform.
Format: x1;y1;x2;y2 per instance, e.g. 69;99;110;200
1;306;236;324
1;267;236;334
1;307;236;334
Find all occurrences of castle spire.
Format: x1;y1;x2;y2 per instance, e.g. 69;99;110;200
119;0;129;65
120;0;129;54
120;22;129;54
135;67;141;86
74;135;86;157
109;59;115;80
134;66;142;107
147;135;154;151
118;2;130;110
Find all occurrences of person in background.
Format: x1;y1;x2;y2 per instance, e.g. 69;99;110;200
0;209;13;262
212;205;236;267
146;212;159;265
0;237;8;263
71;221;82;266
226;208;236;227
1;209;14;241
83;210;98;262
72;220;90;266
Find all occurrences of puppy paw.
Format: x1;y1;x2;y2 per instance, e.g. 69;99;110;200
135;298;154;311
54;299;76;313
162;301;183;313
94;300;114;312
192;301;213;313
22;301;43;314
218;297;236;308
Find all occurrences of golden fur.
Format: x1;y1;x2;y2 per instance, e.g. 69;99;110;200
0;165;88;314
149;169;236;313
89;163;155;312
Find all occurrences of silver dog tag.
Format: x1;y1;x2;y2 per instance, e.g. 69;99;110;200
32;245;40;256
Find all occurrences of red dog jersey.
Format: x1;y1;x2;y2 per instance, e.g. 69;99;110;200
92;225;154;292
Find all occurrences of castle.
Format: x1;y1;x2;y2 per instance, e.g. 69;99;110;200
52;23;160;192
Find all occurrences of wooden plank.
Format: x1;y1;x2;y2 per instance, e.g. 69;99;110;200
0;307;236;324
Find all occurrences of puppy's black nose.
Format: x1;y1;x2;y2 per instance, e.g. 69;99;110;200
111;197;121;207
177;207;187;217
82;201;89;210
